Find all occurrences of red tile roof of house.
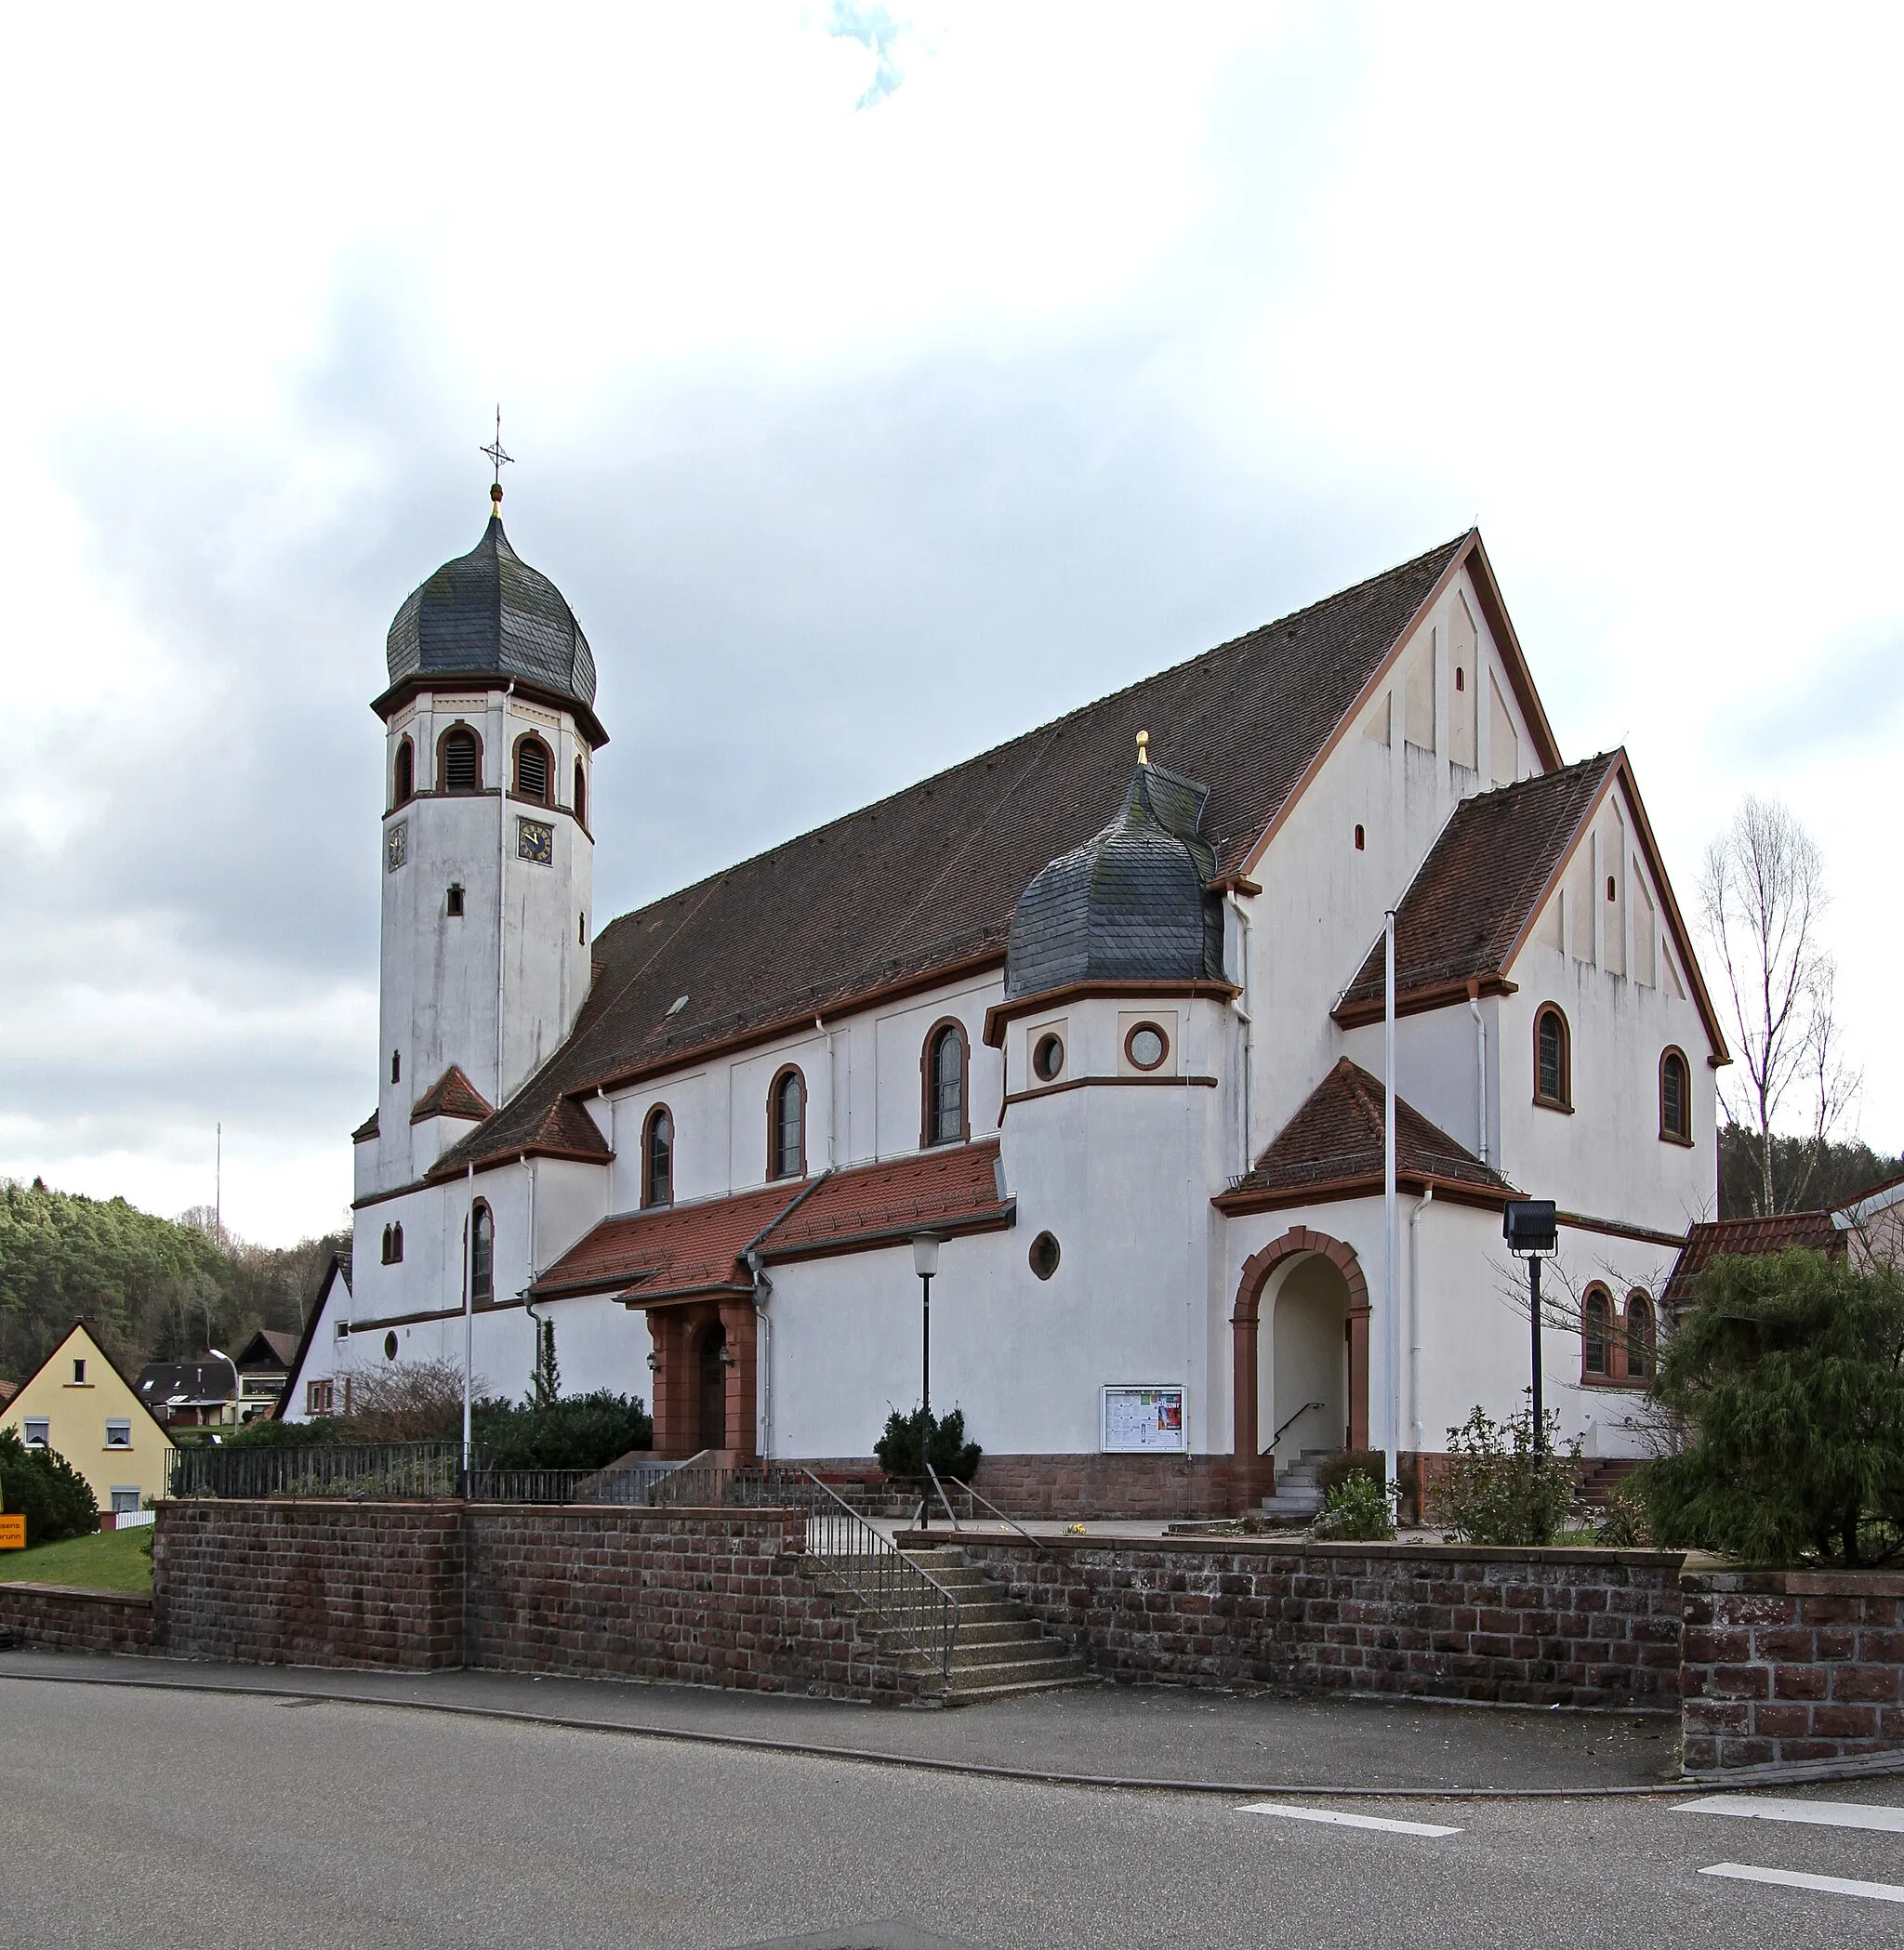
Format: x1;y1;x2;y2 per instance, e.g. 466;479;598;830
1335;756;1616;1018
410;1065;494;1124
533;1140;1012;1303
1217;1058;1515;1213
437;534;1562;1179
1661;1210;1842;1305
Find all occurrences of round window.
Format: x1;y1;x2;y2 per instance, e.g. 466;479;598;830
383;1330;399;1362
1029;1232;1061;1281
1032;1033;1064;1083
1125;1021;1169;1072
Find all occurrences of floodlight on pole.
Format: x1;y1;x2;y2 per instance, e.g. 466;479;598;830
1502;1199;1558;1453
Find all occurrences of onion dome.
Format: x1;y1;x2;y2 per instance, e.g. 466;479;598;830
384;508;598;718
1005;745;1227;1000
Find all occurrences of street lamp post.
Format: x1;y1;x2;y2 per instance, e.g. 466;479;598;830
207;1347;241;1432
1502;1200;1559;1453
912;1232;941;1530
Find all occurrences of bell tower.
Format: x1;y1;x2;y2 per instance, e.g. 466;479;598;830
362;473;609;1194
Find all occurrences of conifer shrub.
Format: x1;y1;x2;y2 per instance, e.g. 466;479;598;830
874;1406;982;1483
1637;1247;1904;1566
0;1427;99;1545
1432;1404;1580;1546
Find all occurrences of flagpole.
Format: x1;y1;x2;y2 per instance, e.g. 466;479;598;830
1383;909;1399;1509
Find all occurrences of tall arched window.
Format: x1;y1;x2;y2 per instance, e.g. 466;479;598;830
470;1202;494;1304
390;1221;403;1263
769;1068;805;1180
573;759;588;827
1534;1005;1571;1111
642;1105;674;1208
393;737;415;807
381;1224;392;1264
1582;1285;1612;1379
514;734;552;804
439;726;482;794
923;1021;968;1146
1659;1048;1691;1144
1623;1291;1656;1384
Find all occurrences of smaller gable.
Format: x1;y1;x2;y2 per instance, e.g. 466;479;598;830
1216;1059;1514;1214
1335;757;1617;1024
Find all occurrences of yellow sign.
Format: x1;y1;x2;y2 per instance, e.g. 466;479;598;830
0;1514;25;1549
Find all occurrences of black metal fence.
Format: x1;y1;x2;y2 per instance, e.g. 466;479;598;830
167;1442;465;1501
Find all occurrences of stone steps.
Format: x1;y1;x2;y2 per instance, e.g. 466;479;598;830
899;1546;1090;1706
1261;1445;1334;1518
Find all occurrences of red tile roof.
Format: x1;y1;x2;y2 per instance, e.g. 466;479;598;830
1662;1210;1842;1305
440;534;1549;1178
1217;1058;1515;1212
1335;756;1617;1020
351;1109;380;1142
410;1065;494;1124
534;1140;1012;1303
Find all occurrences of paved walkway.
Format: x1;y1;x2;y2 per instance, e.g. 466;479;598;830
0;1645;1679;1791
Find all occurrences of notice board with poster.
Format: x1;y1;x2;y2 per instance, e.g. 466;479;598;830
1101;1385;1187;1454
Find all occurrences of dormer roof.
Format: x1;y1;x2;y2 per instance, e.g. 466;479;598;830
410;1066;494;1125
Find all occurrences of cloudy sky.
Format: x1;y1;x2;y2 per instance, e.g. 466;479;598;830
4;4;1900;1245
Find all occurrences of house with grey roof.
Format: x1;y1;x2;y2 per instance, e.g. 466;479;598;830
280;494;1726;1513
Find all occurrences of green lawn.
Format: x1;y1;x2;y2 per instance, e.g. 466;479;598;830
0;1525;153;1594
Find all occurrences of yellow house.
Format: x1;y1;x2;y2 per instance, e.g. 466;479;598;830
1;1320;173;1522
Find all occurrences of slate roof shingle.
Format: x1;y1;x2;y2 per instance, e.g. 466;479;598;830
1218;1058;1515;1209
1335;755;1618;1020
534;1141;1012;1302
437;534;1488;1179
384;513;599;718
1661;1211;1842;1306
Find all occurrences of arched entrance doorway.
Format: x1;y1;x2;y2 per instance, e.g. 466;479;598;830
1270;1255;1352;1464
697;1320;728;1452
1231;1226;1370;1512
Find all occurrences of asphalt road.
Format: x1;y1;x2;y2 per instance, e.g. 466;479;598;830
7;1676;1902;1949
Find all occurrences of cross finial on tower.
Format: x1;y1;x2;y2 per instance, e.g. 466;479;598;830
481;404;513;510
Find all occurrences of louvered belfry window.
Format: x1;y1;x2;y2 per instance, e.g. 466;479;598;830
516;738;550;803
442;729;480;794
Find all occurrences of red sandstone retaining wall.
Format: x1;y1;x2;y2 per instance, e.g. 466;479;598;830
965;1455;1242;1521
150;1501;927;1702
1680;1566;1904;1772
932;1531;1686;1708
464;1505;928;1700
0;1581;154;1654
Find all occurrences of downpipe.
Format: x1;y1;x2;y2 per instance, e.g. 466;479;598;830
1408;1184;1434;1452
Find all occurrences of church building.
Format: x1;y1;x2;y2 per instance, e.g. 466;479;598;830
283;488;1727;1514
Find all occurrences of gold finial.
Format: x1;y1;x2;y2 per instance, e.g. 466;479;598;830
1136;729;1150;766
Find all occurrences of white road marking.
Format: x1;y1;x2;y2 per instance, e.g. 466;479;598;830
1700;1863;1904;1904
1678;1794;1904;1835
1237;1801;1461;1837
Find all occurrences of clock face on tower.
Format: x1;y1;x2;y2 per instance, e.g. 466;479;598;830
517;818;554;866
386;821;408;872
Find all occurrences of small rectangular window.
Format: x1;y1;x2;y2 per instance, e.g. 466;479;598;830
23;1418;49;1447
105;1419;131;1449
111;1489;141;1516
446;884;465;917
335;1321;350;1341
73;1358;86;1384
306;1379;335;1416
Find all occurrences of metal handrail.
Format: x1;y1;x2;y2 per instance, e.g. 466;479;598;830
1270;1401;1325;1450
942;1475;1060;1560
923;1461;962;1530
787;1466;962;1682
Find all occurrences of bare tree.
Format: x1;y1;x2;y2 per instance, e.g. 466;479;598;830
1699;796;1860;1215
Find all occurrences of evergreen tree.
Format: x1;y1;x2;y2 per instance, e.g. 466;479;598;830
1639;1247;1904;1565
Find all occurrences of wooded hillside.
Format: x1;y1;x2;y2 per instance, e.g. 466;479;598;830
0;1178;347;1385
